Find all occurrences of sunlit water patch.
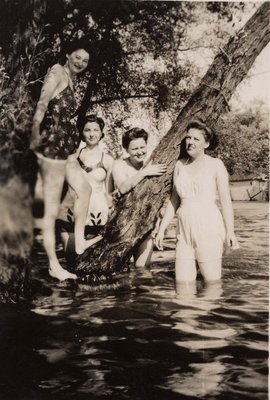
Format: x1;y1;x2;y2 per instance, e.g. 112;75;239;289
0;202;268;400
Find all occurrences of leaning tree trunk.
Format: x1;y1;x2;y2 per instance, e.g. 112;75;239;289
77;2;270;283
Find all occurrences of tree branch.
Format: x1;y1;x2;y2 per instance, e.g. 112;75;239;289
87;93;157;105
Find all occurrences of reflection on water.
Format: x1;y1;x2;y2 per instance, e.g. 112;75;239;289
0;202;268;400
164;360;226;398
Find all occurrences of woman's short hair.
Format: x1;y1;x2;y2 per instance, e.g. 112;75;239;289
122;127;148;150
78;114;105;141
186;119;219;150
59;38;92;66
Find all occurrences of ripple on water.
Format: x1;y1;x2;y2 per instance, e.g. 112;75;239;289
0;201;267;400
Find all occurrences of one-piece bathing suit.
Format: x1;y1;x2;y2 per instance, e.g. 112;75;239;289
174;159;226;262
35;73;79;161
57;148;109;233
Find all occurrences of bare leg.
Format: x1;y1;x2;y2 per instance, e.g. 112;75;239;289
65;159;102;255
60;231;70;252
174;258;197;298
201;280;223;303
175;257;197;283
40;159;76;281
198;259;222;282
60;231;76;268
81;234;103;251
175;280;197;298
133;236;153;267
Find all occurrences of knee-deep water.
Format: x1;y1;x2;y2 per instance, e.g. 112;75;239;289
0;202;268;400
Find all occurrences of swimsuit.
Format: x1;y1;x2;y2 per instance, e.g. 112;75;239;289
174;158;225;262
57;149;109;232
35;84;79;161
77;148;106;174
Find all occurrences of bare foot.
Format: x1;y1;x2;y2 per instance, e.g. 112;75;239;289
76;235;103;255
49;266;77;281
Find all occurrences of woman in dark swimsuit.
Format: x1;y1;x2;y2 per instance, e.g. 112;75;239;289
57;115;114;264
31;40;94;281
112;128;166;267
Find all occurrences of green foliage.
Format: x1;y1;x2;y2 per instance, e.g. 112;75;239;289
0;56;32;135
54;0;253;154
0;24;48;183
214;101;269;177
0;0;261;163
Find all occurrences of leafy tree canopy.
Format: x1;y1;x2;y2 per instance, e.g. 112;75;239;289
215;100;269;177
0;0;265;169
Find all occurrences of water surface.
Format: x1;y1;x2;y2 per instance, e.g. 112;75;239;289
0;202;268;400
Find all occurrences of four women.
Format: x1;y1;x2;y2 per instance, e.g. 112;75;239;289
32;39;238;286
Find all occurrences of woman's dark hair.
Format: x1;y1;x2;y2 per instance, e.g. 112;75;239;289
186;119;219;150
59;38;92;67
122;127;148;150
78;114;105;141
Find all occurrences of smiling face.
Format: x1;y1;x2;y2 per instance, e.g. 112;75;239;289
127;138;147;166
83;122;103;146
185;128;209;159
66;49;90;75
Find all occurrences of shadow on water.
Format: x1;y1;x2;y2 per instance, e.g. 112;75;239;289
0;202;268;400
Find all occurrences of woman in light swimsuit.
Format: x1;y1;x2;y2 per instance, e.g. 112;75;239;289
57;115;114;265
31;39;95;281
155;120;239;289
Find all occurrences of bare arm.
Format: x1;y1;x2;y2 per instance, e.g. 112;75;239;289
155;163;181;250
216;159;238;248
159;186;180;232
31;65;63;148
112;159;166;195
104;154;114;195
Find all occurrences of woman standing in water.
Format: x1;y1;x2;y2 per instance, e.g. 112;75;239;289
112;127;166;267
57;115;113;263
155;120;238;287
31;39;95;281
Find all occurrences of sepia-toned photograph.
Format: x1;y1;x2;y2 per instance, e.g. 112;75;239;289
0;0;268;399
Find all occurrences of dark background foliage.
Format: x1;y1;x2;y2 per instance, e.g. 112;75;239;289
0;0;268;176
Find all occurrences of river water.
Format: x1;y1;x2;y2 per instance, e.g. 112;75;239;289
0;202;268;400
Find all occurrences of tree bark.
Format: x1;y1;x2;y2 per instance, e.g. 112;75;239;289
77;2;270;283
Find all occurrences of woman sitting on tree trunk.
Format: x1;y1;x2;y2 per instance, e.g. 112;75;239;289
155;120;239;291
56;115;114;268
112;127;166;267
